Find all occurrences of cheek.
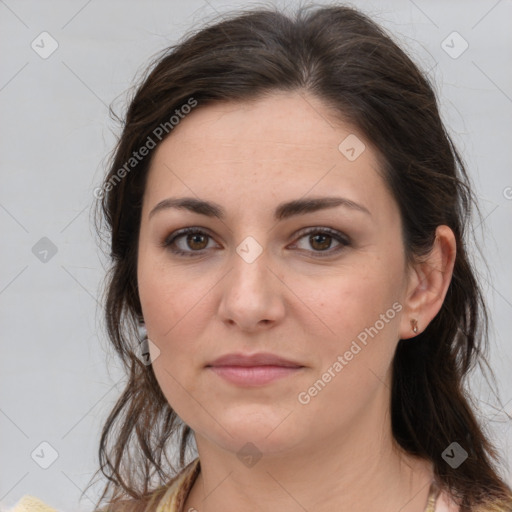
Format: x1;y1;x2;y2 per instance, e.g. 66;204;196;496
300;265;401;344
137;260;208;413
293;275;401;425
137;255;218;401
138;252;202;339
295;269;403;416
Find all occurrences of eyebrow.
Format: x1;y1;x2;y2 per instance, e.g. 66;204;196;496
149;196;371;221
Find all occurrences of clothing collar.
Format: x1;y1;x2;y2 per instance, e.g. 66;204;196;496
156;457;200;512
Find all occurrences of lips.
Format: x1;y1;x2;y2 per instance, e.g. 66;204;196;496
206;352;304;387
206;352;303;368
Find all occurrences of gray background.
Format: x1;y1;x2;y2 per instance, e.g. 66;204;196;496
1;0;511;510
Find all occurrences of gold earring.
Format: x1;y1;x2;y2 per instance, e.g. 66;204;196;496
411;318;418;334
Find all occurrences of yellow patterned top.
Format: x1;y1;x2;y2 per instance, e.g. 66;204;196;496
155;458;448;512
153;459;512;512
155;458;200;512
7;459;512;512
4;496;58;512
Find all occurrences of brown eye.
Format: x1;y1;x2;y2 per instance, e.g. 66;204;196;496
291;227;350;257
162;228;217;257
309;233;333;251
186;233;209;250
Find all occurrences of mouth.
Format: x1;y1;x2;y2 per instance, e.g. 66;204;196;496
205;352;305;387
206;365;304;386
206;352;303;368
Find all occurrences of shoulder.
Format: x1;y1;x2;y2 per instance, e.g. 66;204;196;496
154;457;200;512
3;496;59;512
473;501;512;512
435;489;512;512
3;459;200;512
104;458;201;512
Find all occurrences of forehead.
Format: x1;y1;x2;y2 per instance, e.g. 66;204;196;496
153;91;367;162
143;91;391;217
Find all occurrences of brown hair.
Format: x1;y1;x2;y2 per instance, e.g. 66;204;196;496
88;3;512;511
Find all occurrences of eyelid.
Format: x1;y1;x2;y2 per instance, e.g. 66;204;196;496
288;227;351;257
292;226;351;246
160;227;220;254
161;226;351;257
161;227;212;247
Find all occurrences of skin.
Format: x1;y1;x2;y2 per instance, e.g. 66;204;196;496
137;90;456;512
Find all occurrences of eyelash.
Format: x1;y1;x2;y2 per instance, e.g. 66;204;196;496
161;227;351;258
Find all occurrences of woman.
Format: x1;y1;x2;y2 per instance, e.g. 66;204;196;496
91;4;512;512
10;3;511;512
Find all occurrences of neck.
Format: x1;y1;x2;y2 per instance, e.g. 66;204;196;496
183;405;433;512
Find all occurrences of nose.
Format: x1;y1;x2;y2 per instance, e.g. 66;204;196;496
217;248;286;332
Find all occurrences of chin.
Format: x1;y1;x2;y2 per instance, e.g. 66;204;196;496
196;408;305;456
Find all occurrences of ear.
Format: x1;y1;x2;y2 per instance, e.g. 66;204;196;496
399;225;457;340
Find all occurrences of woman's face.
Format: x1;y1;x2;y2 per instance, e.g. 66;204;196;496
137;91;413;458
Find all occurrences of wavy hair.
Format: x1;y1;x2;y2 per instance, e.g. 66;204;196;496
88;4;512;511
